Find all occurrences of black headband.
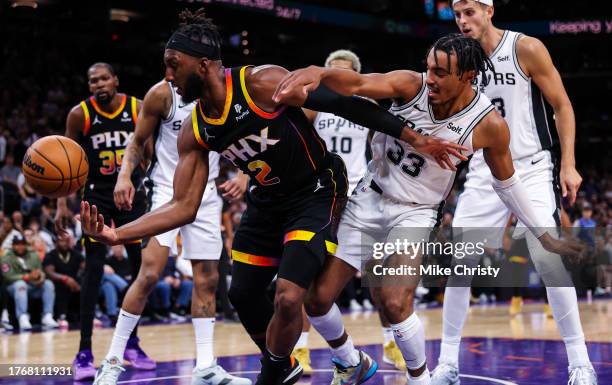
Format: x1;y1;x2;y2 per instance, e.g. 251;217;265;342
165;31;221;60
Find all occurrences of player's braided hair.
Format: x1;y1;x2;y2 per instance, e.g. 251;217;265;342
430;33;494;85
176;8;221;55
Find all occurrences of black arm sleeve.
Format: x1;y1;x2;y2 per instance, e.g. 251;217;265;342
303;85;405;139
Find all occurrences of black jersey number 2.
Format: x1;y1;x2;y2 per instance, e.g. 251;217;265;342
386;140;425;177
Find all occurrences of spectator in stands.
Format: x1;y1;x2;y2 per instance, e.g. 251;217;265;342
0;215;21;251
574;203;597;248
149;254;192;322
43;234;83;325
1;234;58;330
100;245;130;323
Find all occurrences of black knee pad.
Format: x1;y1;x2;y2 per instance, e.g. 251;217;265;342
278;237;325;289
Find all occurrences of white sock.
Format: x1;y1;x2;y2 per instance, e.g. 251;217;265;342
439;286;471;367
331;336;360;367
307;304;345;341
383;327;394;344
525;233;591;368
106;309;140;361
193;318;215;369
391;313;427;370
295;332;309;349
407;367;431;384
546;287;591;368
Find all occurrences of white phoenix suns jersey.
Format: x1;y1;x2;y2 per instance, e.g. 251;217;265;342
148;82;220;189
371;73;495;205
478;30;552;160
314;111;369;194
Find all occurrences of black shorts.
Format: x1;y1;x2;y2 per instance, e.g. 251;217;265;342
83;183;147;228
231;154;348;289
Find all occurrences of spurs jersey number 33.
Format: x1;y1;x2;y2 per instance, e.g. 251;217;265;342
372;73;495;205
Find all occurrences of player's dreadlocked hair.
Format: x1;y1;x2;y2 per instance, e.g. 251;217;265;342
174;8;222;58
430;33;495;85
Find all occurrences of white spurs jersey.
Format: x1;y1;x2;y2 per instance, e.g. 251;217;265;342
370;73;495;205
148;82;220;189
314;112;369;194
478;30;553;160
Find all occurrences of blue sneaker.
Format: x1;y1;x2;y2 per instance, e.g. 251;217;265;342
331;350;378;385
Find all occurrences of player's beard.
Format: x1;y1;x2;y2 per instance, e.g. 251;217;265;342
95;90;115;105
182;73;205;104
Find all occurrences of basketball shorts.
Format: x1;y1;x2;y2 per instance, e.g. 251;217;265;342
231;153;348;289
335;178;443;271
147;182;223;260
83;182;147;227
453;149;559;248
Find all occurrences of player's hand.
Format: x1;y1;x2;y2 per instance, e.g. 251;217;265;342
538;232;585;264
406;132;469;171
54;205;73;236
77;201;119;245
219;172;249;201
114;175;135;211
559;165;582;206
272;66;324;104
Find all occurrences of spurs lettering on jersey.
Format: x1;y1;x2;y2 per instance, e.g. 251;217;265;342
371;73;494;205
315;111;369;193
478;30;552;159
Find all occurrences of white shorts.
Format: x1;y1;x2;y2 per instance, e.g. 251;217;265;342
453;150;559;247
149;183;223;260
335;181;442;271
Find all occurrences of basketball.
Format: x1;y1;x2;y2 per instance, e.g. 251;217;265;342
21;135;89;198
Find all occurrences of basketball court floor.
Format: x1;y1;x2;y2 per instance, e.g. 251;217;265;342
2;299;610;384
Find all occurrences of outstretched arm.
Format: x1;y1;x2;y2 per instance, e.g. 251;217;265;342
248;65;467;170
115;81;169;211
80;117;209;245
518;36;581;204
474;112;583;259
273;65;422;101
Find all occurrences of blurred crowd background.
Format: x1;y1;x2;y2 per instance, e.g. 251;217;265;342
0;0;610;330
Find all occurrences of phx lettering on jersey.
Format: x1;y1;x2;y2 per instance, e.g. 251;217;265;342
90;131;133;150
221;127;279;165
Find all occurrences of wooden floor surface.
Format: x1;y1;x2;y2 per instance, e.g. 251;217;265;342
1;299;610;365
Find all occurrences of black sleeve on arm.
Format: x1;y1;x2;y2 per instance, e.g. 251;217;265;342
303;85;405;139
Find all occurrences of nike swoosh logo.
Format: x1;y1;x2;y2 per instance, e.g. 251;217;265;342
283;365;302;383
531;158;543;165
413;105;425;112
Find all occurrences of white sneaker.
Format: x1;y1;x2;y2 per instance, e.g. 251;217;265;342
192;360;252;385
18;314;32;331
1;309;13;331
568;365;598;385
42;313;59;329
431;362;460;385
349;299;363;311
362;299;374;310
93;357;125;385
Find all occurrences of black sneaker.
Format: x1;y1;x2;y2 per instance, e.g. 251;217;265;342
255;356;303;385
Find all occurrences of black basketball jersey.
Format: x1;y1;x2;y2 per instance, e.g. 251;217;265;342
79;94;143;189
192;66;330;194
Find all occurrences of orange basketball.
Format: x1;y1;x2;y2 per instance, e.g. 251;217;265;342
22;135;89;198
